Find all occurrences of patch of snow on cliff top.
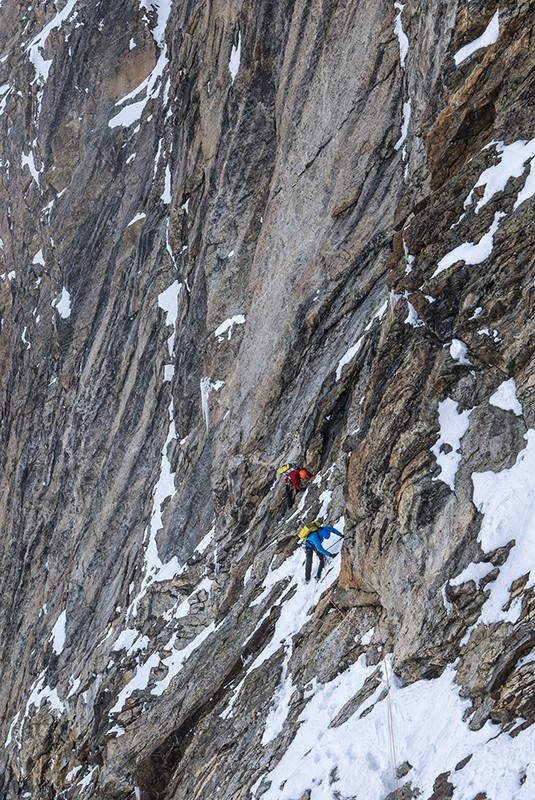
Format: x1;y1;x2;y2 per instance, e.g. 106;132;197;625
52;287;71;319
50;610;67;655
464;139;535;213
229;32;241;83
215;314;246;340
432;211;504;278
27;0;79;82
454;9;499;66
431;398;473;490
254;660;535;800
489;378;523;416
472;429;535;624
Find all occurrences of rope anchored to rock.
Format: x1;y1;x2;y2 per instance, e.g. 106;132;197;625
319;545;401;800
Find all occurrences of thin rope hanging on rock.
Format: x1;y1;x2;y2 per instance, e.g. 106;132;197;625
317;552;401;800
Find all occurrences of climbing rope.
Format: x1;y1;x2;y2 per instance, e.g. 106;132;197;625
317;550;401;800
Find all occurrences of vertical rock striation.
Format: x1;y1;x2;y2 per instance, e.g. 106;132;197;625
0;0;533;798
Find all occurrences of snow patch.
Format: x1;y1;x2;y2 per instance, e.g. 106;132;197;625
109;652;161;714
454;10;500;66
161;164;172;204
336;336;364;380
32;249;45;266
432;211;505;278
393;2;409;68
127;397;184;618
112;628;149;655
405;300;424;327
151;621;217;696
514;156;535;210
0;83;12;116
254;660;534;800
489;378;523;416
127;212;146;227
317;490;332;518
50;611;67;655
27;0;79;83
394;99;411;152
158;280;181;379
403;239;415;274
21;149;41;188
200;377;225;430
194;526;215;554
450;560;496;589
141;0;173;48
465;139;535;213
27;670;66;716
449;338;471;365
431;398;473;490
229;32;241;83
52;287;71;319
214;314;246;341
472;430;535;624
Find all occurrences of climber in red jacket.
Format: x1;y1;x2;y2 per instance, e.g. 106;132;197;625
278;464;314;509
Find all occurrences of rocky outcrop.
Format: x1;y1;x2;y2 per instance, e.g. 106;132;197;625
0;0;533;798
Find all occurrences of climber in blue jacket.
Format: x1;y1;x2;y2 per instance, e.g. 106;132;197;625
304;525;344;582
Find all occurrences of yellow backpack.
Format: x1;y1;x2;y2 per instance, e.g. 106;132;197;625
277;464;291;475
297;520;321;539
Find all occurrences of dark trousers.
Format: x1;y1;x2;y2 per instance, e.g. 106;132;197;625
305;546;326;581
285;483;296;509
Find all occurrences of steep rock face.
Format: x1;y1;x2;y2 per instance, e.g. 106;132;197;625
0;0;533;799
